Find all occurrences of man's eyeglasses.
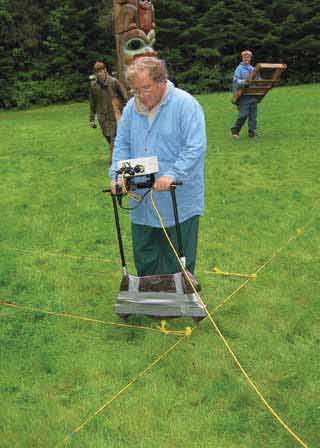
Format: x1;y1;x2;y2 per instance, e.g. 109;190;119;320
131;84;154;97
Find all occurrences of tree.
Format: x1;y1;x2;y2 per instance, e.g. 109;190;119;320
0;0;115;108
1;0;320;107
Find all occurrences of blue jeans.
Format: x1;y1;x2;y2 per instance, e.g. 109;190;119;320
231;97;258;135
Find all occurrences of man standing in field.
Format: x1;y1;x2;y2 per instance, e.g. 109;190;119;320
110;57;206;277
89;61;128;162
231;50;258;139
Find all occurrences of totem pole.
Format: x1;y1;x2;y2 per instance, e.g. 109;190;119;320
114;0;156;88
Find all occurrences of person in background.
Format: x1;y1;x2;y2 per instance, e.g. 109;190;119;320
109;57;206;277
89;61;128;162
231;50;258;139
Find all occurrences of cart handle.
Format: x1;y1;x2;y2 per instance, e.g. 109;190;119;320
102;181;182;194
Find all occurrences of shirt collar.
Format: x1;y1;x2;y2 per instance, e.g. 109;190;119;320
159;80;174;107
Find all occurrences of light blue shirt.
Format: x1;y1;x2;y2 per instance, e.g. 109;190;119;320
109;81;206;228
232;62;255;92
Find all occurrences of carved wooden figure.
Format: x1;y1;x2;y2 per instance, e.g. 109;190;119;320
114;0;156;88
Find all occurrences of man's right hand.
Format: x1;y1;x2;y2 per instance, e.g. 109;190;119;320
89;121;97;129
111;179;126;195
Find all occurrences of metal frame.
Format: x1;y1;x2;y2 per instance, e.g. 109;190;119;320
104;181;206;319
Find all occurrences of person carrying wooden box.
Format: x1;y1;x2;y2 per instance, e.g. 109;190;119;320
231;50;258;139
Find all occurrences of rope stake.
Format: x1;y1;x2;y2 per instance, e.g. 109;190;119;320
211;266;257;279
157;320;193;337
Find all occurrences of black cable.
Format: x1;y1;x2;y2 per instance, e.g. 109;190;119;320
117;188;151;211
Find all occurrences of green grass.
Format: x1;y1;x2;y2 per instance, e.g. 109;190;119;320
0;84;319;447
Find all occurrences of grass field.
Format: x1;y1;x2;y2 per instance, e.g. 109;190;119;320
0;84;319;447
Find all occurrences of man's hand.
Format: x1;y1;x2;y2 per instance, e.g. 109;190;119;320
153;175;174;192
111;179;126;195
89;120;97;129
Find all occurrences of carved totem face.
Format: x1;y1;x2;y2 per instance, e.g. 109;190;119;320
114;0;156;87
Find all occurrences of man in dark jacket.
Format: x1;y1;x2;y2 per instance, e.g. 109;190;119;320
89;61;128;161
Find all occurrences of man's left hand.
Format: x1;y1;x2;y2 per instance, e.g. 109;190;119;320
153;175;174;192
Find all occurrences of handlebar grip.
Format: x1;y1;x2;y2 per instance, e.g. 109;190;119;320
171;181;183;187
102;187;123;196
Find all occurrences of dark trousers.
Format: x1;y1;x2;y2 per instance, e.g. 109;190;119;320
131;216;200;276
231;98;257;135
98;120;116;162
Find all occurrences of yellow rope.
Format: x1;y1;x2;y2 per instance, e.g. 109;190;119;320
1;245;193;337
2;246;111;263
254;229;302;276
149;189;308;448
210;277;251;314
64;336;186;443
1;301;193;339
0;301;165;335
208;228;305;316
63;207;310;443
2;198;309;445
60;213;308;444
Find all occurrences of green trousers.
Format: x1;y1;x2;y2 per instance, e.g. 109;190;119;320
131;215;200;276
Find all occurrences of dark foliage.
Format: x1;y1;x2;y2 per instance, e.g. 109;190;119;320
0;0;115;108
1;0;319;108
154;0;320;93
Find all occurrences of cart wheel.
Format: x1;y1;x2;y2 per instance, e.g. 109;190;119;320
120;314;130;321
